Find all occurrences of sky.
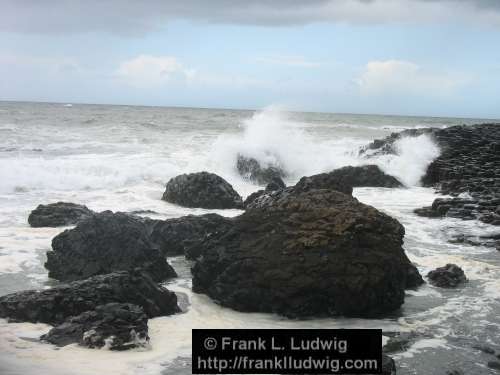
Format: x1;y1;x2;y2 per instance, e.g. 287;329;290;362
1;0;500;118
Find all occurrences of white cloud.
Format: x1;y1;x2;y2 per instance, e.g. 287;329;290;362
115;55;196;87
356;60;471;96
256;55;323;68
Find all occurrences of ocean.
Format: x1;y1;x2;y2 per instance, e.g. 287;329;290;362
0;101;499;374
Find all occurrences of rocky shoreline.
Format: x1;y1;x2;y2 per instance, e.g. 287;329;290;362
1;122;499;373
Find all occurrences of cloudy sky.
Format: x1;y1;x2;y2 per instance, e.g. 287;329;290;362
1;0;500;118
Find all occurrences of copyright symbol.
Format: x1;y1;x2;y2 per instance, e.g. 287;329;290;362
204;337;217;350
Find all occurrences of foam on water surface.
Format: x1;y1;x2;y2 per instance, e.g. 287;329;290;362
0;102;498;374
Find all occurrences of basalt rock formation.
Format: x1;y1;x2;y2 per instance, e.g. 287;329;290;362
162;172;243;209
364;123;500;249
0;270;180;325
323;165;402;188
427;264;467;288
41;303;149;350
144;213;234;257
236;154;287;185
46;211;177;282
192;188;423;318
28;202;95;227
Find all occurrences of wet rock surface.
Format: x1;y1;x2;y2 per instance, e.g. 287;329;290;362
365;123;500;247
323;165;402;188
46;211;177;282
236;154;287;185
192;189;422;318
427;264;467;288
0;270;180;325
41;302;149;350
144;213;234;257
162;172;243;209
28;202;95;227
243;176;287;208
293;172;354;196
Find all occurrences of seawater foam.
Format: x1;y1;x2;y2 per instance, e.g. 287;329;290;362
211;106;441;187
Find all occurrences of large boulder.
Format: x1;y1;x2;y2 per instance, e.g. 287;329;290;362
294;172;353;196
41;303;149;350
236;155;287;185
325;165;402;188
192;189;422;318
46;211;176;282
28;202;95;227
0;270;180;325
144;214;234;257
162;172;243;209
427;264;467;288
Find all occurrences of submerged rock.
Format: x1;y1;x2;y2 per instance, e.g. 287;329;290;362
144;213;234;257
28;202;94;227
324;165;403;188
427;264;467;288
41;303;149;350
0;270;180;325
236;154;286;185
46;211;176;282
192;189;421;318
162;172;243;209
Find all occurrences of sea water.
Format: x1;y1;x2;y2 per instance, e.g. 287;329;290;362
0;101;499;374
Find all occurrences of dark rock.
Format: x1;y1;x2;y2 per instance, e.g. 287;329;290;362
360;127;435;156
236;154;286;185
406;264;425;288
41;303;148;350
28;202;94;227
192;189;421;318
243;177;287;208
381;354;397;375
0;270;180;325
472;344;496;355
144;214;234;257
427;264;467;288
446;371;464;375
294;172;354;195
46;211;176;282
367;123;500;250
488;361;500;371
383;332;419;353
265;176;286;191
323;165;402;188
162;172;243;209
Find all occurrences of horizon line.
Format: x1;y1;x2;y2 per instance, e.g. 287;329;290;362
1;99;499;122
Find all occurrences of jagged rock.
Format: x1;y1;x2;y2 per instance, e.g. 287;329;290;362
368;123;500;250
46;211;176;282
144;214;234;257
427;264;467;288
0;270;180;325
41;303;149;350
192;189;422;318
162;172;243;209
28;202;94;227
383;332;421;354
243;177;287;208
323;165;402;188
236;154;286;185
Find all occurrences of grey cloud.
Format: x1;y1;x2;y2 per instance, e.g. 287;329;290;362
2;0;500;35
